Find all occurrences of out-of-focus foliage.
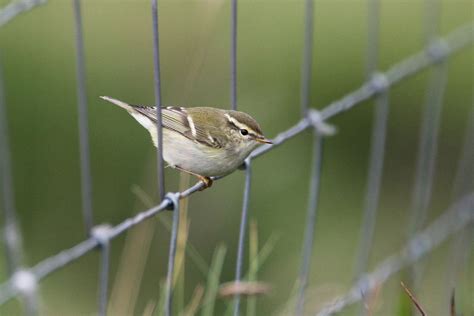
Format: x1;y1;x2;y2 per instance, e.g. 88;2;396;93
0;0;472;314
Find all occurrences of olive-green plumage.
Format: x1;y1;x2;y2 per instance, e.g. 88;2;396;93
100;96;271;188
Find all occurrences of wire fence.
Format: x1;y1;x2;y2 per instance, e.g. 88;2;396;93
0;0;473;315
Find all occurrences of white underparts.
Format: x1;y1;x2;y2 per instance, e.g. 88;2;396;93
131;112;154;131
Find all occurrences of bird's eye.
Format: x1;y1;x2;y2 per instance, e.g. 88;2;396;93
240;129;248;136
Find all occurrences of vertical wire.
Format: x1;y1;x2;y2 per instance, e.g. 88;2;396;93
407;0;446;289
72;0;94;234
164;198;180;316
295;131;324;316
97;241;110;316
300;0;315;117
354;0;390;290
0;56;38;316
450;104;474;199
0;60;21;277
233;160;252;316
230;0;237;110
408;60;447;286
354;92;389;277
229;6;242;308
151;0;165;200
230;1;244;309
365;0;379;77
295;0;317;312
423;0;441;47
444;105;474;314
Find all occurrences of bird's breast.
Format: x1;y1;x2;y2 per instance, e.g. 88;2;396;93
162;130;248;177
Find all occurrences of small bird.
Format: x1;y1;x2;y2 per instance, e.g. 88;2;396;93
100;96;272;188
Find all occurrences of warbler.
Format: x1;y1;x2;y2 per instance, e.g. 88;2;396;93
100;96;272;188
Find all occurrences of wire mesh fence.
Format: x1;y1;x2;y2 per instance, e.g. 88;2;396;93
0;0;473;315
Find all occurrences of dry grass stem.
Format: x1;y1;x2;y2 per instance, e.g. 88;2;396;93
366;282;382;316
142;300;156;316
219;281;271;298
108;189;156;316
400;281;426;316
182;285;205;316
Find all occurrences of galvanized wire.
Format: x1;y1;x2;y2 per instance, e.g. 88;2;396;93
73;0;94;234
233;159;252;316
230;0;238;110
294;1;324;312
295;131;325;316
451;104;474;200
92;225;111;316
315;192;474;316
365;0;380;77
407;0;447;290
97;242;110;316
151;0;165;200
444;105;474;314
0;0;46;27
411;0;444;234
408;65;447;237
0;58;22;278
0;199;171;305
299;0;315;117
423;0;442;46
164;194;180;316
354;86;390;279
0;7;472;313
354;0;389;288
0;55;38;316
0;21;470;306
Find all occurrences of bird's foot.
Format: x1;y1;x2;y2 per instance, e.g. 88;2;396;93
196;175;213;191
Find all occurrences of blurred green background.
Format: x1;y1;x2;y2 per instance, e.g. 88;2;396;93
0;0;473;315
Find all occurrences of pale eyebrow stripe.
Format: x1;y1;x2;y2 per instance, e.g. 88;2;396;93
224;113;258;135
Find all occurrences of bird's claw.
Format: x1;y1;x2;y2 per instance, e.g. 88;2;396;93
197;176;213;191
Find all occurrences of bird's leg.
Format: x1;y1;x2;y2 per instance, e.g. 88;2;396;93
195;175;213;190
173;165;213;190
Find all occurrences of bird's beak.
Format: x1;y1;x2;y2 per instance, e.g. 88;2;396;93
255;137;273;144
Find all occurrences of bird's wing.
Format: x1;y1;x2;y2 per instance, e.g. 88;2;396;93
100;96;223;148
134;106;223;149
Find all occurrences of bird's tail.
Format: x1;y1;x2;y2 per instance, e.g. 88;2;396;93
100;96;134;111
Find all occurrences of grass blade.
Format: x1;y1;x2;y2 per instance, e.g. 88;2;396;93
201;245;227;316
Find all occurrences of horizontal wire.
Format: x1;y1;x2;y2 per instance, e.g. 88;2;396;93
315;192;474;316
320;23;473;120
0;0;46;27
0;21;472;306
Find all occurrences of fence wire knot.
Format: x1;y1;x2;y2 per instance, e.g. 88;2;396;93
164;192;180;211
307;109;337;136
0;3;472;314
91;224;112;246
355;274;372;297
426;39;450;63
369;72;389;95
11;270;37;295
